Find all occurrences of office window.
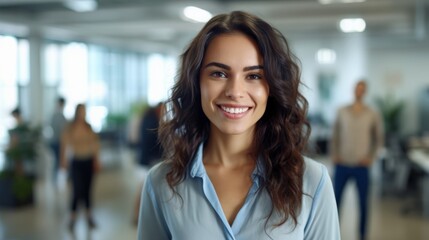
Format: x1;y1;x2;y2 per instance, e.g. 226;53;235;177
42;43;62;124
58;42;89;120
90;49;149;115
124;53;140;108
147;54;176;106
17;39;29;86
88;45;107;106
0;35;20;148
42;41;170;132
44;43;61;87
108;51;124;115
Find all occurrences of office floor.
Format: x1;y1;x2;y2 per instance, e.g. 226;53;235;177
0;147;428;240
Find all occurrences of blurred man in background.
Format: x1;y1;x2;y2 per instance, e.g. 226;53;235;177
50;97;67;184
331;80;384;240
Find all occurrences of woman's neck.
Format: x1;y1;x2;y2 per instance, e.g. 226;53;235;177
203;128;255;169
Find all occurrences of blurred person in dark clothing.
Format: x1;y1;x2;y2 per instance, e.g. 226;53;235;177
132;102;164;225
11;108;24;126
50;97;68;183
331;80;384;240
60;104;101;232
137;102;164;167
7;108;32;172
8;108;31;152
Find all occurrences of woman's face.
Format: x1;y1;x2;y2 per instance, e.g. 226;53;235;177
199;32;269;136
75;105;86;122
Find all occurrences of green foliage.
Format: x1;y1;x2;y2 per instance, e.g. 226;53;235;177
1;124;40;206
105;114;128;124
12;175;33;201
5;124;40;164
104;101;148;131
5;142;37;162
0;171;33;204
375;94;405;134
104;114;128;130
129;101;149;116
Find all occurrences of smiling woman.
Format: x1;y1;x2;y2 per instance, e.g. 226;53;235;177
199;33;269;136
138;11;340;240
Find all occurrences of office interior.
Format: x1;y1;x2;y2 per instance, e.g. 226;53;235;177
0;0;429;239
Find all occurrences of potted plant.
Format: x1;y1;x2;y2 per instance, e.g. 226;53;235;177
375;94;405;136
0;124;40;207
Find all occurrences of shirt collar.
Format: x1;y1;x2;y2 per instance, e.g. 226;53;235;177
189;143;266;185
252;155;266;188
189;143;206;178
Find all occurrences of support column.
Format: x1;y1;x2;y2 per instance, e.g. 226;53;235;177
28;27;44;126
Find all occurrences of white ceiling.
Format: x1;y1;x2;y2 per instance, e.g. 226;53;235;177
0;0;428;53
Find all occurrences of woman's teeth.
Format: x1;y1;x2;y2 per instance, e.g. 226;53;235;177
221;106;249;114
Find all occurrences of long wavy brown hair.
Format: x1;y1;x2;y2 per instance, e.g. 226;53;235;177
158;11;310;228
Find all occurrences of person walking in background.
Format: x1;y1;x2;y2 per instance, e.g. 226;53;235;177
10;108;26;128
50;97;67;184
60;104;101;232
9;108;29;145
137;102;164;167
331;80;384;240
132;102;164;225
7;108;32;172
138;11;340;239
8;108;32;155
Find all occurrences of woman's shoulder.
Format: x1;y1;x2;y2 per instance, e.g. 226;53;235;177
146;161;172;186
144;161;177;200
302;157;330;195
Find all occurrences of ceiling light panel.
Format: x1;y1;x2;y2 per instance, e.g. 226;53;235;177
182;6;212;23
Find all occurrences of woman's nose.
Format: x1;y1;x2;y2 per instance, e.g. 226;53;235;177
224;76;245;99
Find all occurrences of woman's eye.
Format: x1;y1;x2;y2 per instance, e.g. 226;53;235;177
210;71;227;78
247;74;262;80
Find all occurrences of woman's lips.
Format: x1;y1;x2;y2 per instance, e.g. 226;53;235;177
218;105;252;119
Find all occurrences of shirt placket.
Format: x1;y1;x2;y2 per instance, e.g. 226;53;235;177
200;174;237;240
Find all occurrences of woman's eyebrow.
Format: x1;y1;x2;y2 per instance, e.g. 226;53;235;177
243;65;264;72
203;62;230;70
203;62;264;72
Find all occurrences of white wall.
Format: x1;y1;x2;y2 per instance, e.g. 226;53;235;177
291;33;368;125
367;43;429;135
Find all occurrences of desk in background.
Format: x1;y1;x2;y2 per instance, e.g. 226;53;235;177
408;149;429;218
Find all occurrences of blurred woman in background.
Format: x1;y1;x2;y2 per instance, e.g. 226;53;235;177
60;103;101;232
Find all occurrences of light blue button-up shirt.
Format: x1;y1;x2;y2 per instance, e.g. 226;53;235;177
138;144;340;240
